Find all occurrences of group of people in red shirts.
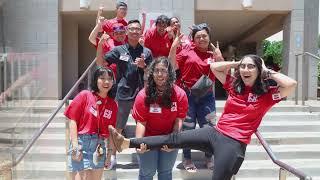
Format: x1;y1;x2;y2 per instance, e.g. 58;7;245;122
64;2;297;180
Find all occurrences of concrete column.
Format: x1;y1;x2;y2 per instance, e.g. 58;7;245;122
62;17;79;98
125;0;195;35
283;0;319;100
256;41;264;57
282;0;304;100
304;0;319;100
2;0;60;99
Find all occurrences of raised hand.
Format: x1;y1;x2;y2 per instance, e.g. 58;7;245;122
133;53;146;69
172;33;184;48
208;41;223;62
98;32;110;45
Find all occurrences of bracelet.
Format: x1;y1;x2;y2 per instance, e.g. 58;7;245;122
267;69;277;79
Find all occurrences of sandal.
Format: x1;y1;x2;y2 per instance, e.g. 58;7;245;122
183;160;197;173
108;125;124;153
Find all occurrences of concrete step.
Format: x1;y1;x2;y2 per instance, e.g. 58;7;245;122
12;159;320;179
2;142;320;163
1;132;320;146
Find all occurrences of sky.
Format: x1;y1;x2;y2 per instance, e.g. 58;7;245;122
266;3;320;41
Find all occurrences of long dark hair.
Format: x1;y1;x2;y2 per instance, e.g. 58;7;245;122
91;66;116;98
145;57;176;108
233;54;268;95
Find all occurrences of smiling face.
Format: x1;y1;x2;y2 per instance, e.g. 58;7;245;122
127;22;142;42
97;72;113;96
156;22;168;36
193;29;210;50
239;57;258;87
153;62;169;88
116;6;127;19
170;17;180;32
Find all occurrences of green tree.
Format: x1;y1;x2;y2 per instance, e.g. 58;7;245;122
262;40;283;67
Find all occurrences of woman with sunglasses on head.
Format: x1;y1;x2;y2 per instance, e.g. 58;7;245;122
65;67;118;180
108;54;297;180
132;57;188;180
168;23;224;172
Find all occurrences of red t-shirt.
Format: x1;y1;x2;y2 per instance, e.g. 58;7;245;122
64;90;118;138
132;85;188;136
102;18;128;35
176;44;215;88
143;27;172;58
216;74;282;144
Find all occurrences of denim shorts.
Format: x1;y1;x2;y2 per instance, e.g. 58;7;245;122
68;134;106;172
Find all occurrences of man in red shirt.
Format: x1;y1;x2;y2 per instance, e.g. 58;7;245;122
89;21;126;78
102;2;128;36
143;15;173;58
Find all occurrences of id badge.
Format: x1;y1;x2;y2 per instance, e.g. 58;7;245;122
89;106;98;117
149;104;162;113
119;54;130;62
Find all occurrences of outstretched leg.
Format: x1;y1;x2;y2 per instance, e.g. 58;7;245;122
109;125;215;153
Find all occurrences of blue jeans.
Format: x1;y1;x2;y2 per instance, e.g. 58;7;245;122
137;149;178;180
182;91;216;160
68;134;106;172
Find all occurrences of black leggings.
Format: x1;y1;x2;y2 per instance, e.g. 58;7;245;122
130;127;247;180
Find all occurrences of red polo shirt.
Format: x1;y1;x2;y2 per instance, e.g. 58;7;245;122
176;44;215;88
143;27;172;58
132;85;188;136
102;18;128;35
64;90;118;138
216;74;282;144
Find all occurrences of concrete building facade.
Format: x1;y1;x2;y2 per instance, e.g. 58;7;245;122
0;0;318;100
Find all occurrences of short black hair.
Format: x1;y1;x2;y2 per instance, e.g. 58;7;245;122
91;66;116;98
155;15;170;26
190;23;211;41
116;1;127;9
127;19;141;26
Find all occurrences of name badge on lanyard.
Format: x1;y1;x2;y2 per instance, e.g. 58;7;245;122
149;104;162;113
119;53;130;62
89;106;98;117
247;93;258;102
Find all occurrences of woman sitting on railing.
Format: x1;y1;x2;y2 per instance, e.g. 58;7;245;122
108;54;297;180
65;67;118;180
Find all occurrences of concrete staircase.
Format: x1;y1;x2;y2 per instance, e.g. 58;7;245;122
0;100;319;180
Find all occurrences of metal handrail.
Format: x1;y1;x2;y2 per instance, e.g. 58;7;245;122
294;52;320;105
254;131;312;180
8;58;97;167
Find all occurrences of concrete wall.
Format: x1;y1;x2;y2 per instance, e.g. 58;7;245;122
62;0;115;12
125;0;195;35
62;16;79;98
283;0;319;100
1;0;60;99
304;0;319;99
196;0;292;11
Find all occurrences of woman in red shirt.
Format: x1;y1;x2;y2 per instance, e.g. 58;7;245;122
169;23;224;171
65;67;118;180
108;54;297;180
132;57;188;179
